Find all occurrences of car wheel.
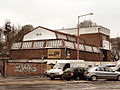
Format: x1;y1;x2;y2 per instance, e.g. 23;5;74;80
91;75;97;81
60;75;64;80
66;78;70;81
76;76;80;80
50;77;55;80
117;75;120;81
88;78;91;81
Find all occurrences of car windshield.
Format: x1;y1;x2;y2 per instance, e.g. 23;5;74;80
53;63;66;69
88;67;98;72
65;68;74;72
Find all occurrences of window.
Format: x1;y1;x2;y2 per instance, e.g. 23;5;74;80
75;43;85;51
93;47;100;53
57;33;67;40
96;68;99;71
21;42;32;49
33;41;44;48
46;40;63;47
12;42;21;49
99;67;104;71
104;67;112;72
67;36;76;42
102;35;107;40
79;44;85;51
85;45;93;52
63;63;70;71
64;41;74;49
74;68;78;72
79;68;84;71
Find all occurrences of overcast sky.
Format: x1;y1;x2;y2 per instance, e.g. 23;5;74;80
0;0;119;38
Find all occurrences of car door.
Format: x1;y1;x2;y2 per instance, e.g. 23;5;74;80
104;67;118;79
97;67;114;79
79;67;85;78
95;67;105;79
74;68;79;77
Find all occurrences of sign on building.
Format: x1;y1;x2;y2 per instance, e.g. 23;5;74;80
48;49;61;58
102;40;111;50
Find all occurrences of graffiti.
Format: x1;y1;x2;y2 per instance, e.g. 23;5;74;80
14;63;37;72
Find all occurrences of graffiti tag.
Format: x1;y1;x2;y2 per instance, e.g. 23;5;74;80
14;63;36;72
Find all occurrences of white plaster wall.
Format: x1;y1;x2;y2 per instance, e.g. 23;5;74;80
99;27;110;36
56;26;110;36
23;28;56;41
55;28;77;35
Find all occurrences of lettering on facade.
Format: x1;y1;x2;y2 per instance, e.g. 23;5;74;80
14;63;37;72
48;49;61;58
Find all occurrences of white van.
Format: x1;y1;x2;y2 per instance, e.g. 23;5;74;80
44;60;85;80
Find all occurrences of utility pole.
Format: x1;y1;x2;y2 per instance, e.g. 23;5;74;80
77;13;93;60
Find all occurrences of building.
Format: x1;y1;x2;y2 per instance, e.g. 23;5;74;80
4;25;111;76
9;26;104;62
9;26;111;62
55;26;111;61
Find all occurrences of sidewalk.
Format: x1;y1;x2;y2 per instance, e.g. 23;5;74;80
0;75;49;82
0;75;66;85
0;75;88;85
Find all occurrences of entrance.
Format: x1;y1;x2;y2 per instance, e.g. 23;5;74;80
103;50;107;61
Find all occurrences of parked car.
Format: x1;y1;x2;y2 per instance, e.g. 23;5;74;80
99;64;117;70
63;67;87;81
44;60;85;80
85;66;120;81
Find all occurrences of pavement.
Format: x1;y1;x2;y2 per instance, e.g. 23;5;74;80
0;76;67;85
0;75;90;85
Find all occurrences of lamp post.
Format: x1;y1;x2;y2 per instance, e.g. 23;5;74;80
77;13;93;60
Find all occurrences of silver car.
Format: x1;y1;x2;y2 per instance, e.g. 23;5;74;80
85;66;120;81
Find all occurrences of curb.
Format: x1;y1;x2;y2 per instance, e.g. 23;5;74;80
66;80;89;84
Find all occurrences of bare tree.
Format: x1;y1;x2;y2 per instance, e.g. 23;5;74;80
0;21;34;53
0;20;21;53
15;24;34;42
79;20;97;28
111;37;120;61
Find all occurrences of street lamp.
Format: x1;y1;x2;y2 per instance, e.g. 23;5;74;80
77;13;93;60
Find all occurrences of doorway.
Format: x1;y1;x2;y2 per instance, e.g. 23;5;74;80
103;50;107;61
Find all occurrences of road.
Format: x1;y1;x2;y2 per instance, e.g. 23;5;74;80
0;78;120;90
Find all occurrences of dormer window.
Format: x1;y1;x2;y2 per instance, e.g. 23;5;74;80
36;33;41;36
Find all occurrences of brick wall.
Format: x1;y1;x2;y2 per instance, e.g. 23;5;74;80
80;33;110;47
66;49;104;61
9;49;65;60
80;33;100;47
9;48;109;62
5;62;47;76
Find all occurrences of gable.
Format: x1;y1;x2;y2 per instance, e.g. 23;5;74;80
23;27;56;41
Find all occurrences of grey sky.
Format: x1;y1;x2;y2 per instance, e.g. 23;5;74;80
0;0;119;38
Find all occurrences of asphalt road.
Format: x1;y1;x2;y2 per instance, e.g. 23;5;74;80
0;78;120;90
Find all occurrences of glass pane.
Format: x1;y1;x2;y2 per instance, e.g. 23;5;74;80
12;42;21;49
93;47;100;53
33;41;44;48
57;33;67;40
85;45;93;52
75;43;85;51
46;40;63;47
21;42;32;49
64;41;74;49
67;36;76;42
